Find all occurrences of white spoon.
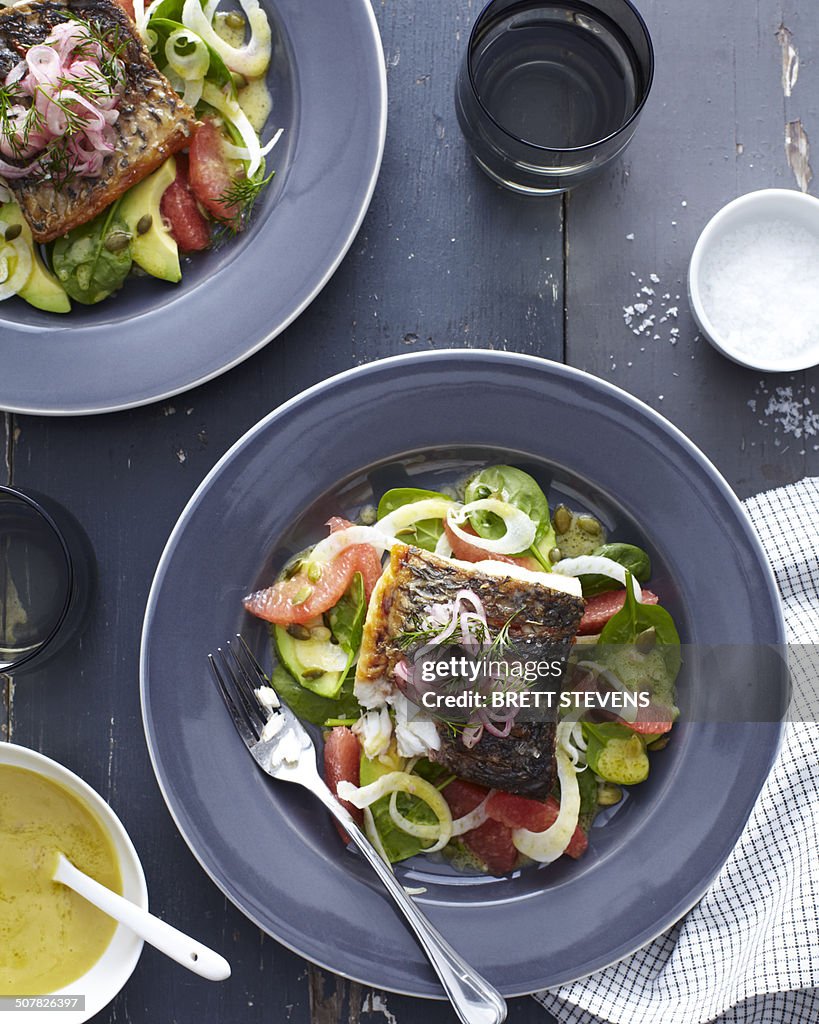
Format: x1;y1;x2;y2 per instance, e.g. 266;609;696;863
53;853;231;982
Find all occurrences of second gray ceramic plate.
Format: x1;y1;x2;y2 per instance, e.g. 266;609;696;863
0;0;386;415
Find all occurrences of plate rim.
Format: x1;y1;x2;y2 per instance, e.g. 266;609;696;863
0;0;387;417
139;349;787;997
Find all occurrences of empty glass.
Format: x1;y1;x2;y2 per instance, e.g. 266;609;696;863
0;487;95;676
455;0;654;194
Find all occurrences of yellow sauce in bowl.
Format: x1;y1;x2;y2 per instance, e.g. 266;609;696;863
0;765;121;996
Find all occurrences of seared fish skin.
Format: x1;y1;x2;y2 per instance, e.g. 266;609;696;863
0;0;197;242
356;545;585;797
434;722;558;799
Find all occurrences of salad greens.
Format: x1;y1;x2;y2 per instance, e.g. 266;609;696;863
253;464;682;874
327;573;366;665
52;201;132;304
359;755;438;863
267;663;359;727
464;465;556;569
377;487;451;552
579;543;651;595
600;574;681;683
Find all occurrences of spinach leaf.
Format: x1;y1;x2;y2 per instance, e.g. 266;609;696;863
599;573;682;691
51;201;132;305
464;465;556;568
377;487;451;553
268;662;359;727
600;575;680;648
579;543;652;595
327;572;366;659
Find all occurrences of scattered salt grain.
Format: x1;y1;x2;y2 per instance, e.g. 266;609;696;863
751;381;819;443
626;233;635;240
700;218;819;361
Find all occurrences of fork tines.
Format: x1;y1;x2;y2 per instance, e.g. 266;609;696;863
208;635;274;745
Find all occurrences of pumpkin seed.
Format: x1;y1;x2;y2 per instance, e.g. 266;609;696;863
307;563;323;583
636;626;657;653
282;558;303;580
104;230;131;253
577;514;602;535
136;214;153;235
3;223;21;241
548;546;563;564
554;505;572;534
292;585;312;606
647;735;669;751
311;626;332;642
286;623;311;640
301;668;325;681
597;782;622;806
225;10;245;28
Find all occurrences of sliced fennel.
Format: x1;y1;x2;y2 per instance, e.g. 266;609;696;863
337;771;453;853
181;0;271;77
165;28;209;80
552;555;644;601
512;723;581;864
447;498;537;555
378;498;458;538
201;81;266;177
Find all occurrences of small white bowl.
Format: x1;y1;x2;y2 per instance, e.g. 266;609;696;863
688;188;819;372
0;743;147;1024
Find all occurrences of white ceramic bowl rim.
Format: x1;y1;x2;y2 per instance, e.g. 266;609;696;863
0;742;146;1024
688;187;819;372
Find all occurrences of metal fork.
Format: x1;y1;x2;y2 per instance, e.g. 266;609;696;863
208;635;507;1024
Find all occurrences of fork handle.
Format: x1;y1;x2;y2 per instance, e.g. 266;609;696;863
314;787;507;1024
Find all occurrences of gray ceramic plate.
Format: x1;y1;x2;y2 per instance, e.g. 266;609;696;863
140;351;786;997
0;0;385;416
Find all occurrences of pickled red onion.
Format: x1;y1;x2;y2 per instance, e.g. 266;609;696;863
0;20;123;180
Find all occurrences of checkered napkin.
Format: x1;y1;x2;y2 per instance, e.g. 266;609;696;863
535;478;819;1024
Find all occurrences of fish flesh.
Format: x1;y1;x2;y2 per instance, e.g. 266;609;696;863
0;0;197;241
355;544;585;797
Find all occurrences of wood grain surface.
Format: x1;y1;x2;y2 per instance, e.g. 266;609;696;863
2;0;818;1021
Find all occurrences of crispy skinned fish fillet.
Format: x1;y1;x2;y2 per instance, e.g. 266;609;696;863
0;0;197;242
355;545;585;798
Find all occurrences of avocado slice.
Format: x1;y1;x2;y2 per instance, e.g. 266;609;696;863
0;203;71;313
273;626;349;699
120;157;181;283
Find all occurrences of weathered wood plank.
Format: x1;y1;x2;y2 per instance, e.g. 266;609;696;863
563;0;819;498
1;412;12;741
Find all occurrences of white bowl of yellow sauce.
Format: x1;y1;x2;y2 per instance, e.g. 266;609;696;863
0;743;147;1024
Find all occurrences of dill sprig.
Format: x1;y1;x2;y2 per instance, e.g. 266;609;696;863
214;167;274;231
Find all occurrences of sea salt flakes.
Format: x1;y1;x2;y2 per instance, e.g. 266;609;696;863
622;271;687;345
750;382;819;444
700;218;819;361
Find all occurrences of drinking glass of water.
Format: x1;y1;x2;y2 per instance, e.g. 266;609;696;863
0;486;94;676
455;0;654;194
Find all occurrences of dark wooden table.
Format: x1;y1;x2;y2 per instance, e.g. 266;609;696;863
3;0;818;1021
